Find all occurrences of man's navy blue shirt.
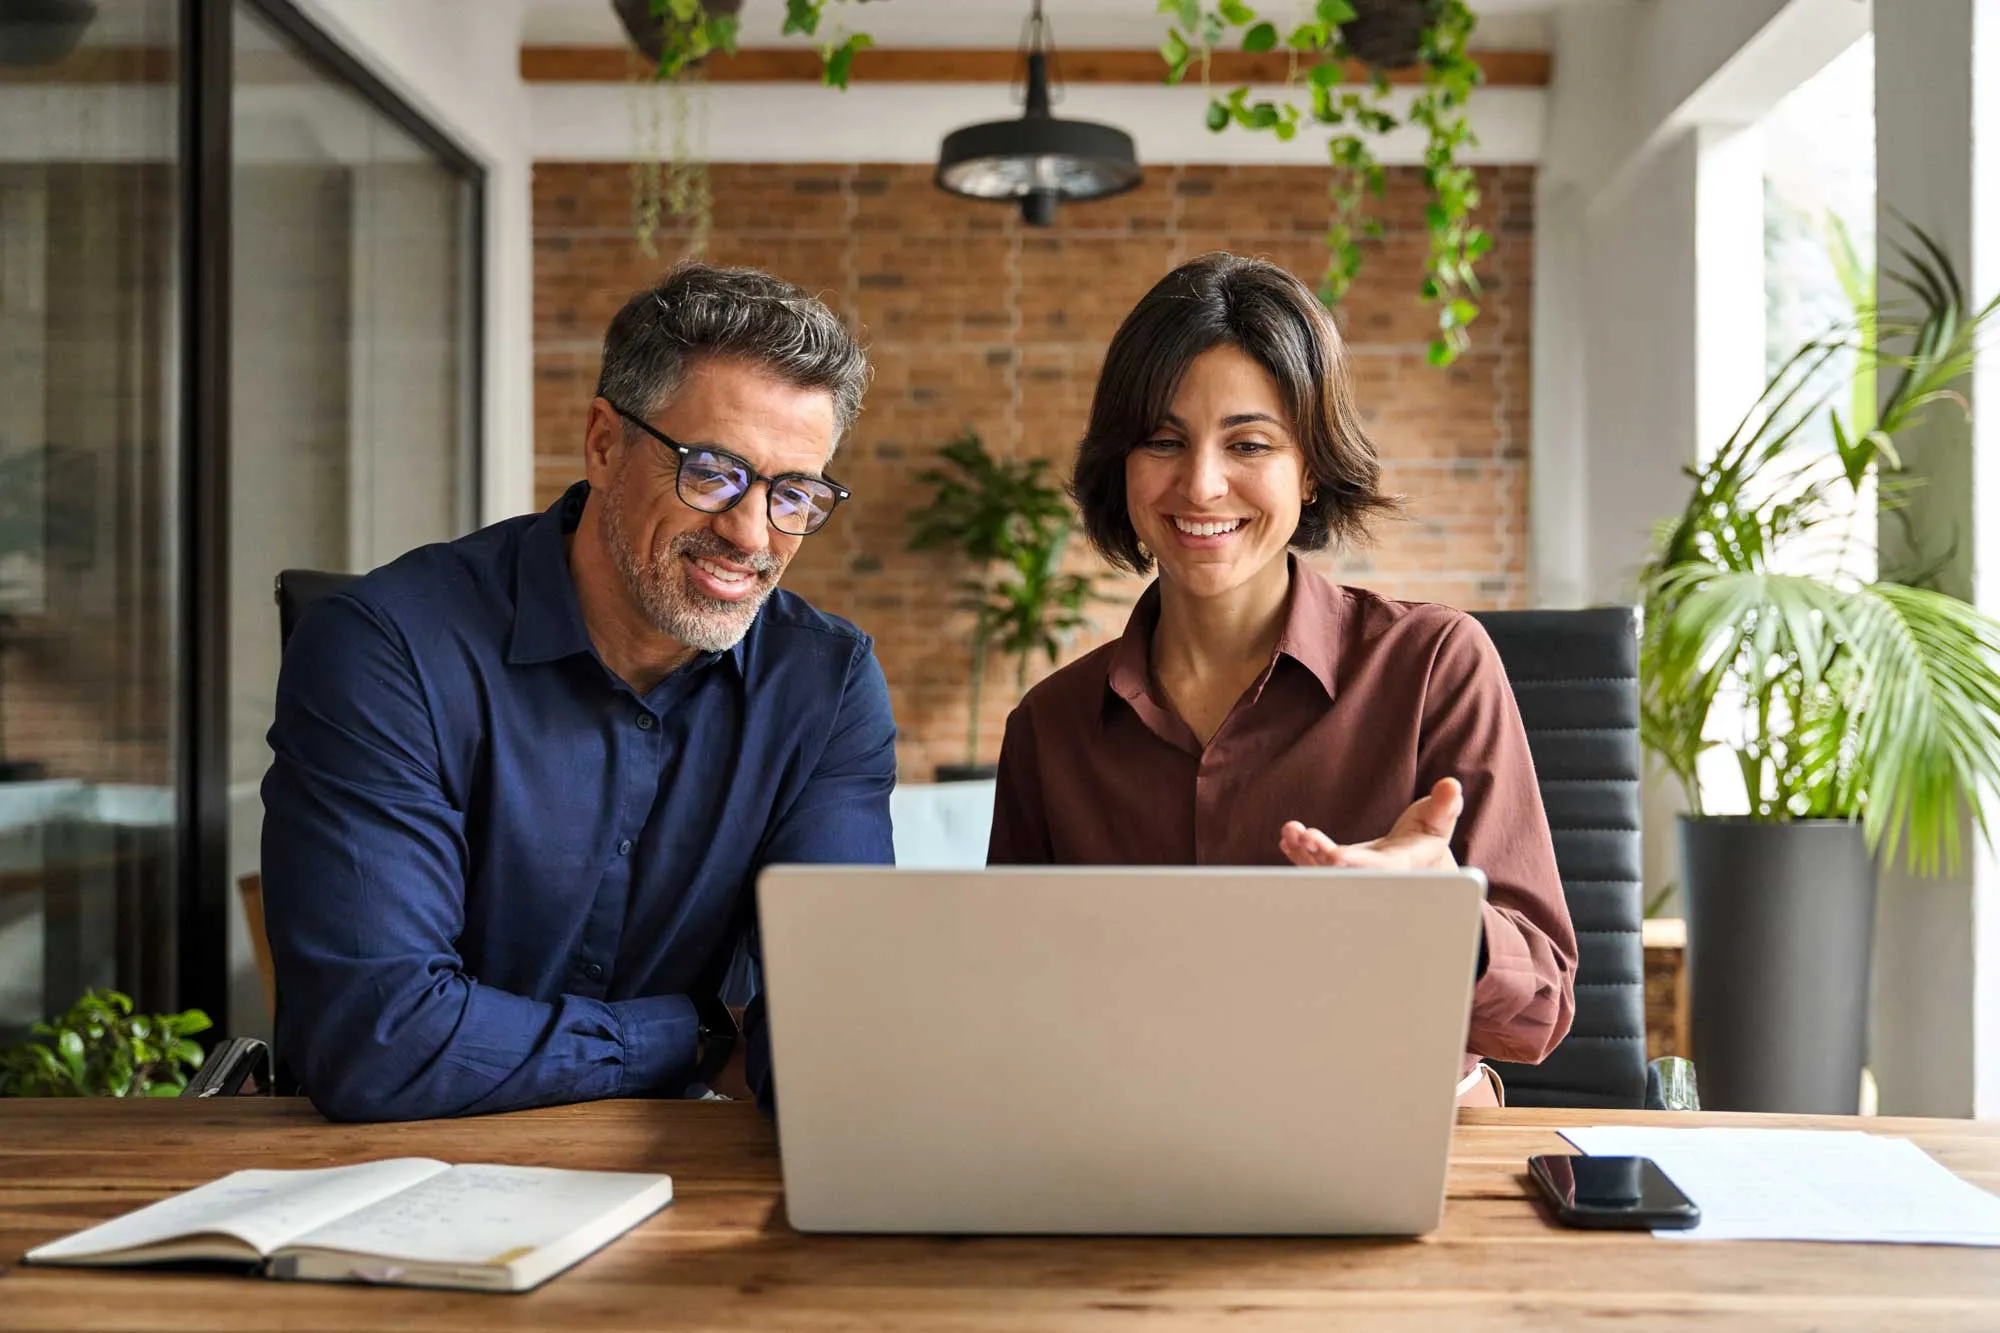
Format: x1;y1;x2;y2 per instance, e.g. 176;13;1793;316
261;482;897;1122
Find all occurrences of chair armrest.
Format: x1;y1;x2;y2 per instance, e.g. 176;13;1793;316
180;1037;272;1098
1645;1055;1700;1111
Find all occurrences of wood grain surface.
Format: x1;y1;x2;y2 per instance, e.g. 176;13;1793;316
4;1099;1999;1331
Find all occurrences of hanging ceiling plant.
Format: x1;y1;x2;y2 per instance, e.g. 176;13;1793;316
619;0;872;90
616;0;742;256
1160;0;1487;366
618;0;1486;366
616;0;873;255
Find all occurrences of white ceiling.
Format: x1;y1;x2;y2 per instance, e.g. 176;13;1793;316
519;0;1619;51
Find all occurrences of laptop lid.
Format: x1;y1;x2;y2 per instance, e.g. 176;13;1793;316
757;865;1485;1235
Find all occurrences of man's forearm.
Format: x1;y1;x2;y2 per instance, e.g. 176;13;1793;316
289;978;701;1122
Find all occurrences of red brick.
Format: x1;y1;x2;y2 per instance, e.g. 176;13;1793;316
534;161;1536;778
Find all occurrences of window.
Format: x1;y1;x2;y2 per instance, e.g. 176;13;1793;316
0;0;481;1046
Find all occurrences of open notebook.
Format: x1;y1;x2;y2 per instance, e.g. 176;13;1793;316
25;1158;673;1293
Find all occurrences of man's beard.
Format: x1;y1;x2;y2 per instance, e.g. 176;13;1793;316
602;475;784;653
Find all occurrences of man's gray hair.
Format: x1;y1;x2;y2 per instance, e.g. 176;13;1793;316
595;262;869;448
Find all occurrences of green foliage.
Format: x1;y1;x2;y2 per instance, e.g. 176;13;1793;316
1164;0;1488;365
1639;225;2000;876
639;0;869;88
0;989;210;1098
622;2;1485;368
907;431;1106;766
643;0;742;81
627;0;867;254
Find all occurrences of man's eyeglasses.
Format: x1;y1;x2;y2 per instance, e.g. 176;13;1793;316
607;401;850;537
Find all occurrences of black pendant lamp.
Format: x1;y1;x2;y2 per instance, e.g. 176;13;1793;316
935;0;1142;226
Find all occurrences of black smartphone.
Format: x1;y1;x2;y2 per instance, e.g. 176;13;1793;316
1527;1154;1700;1229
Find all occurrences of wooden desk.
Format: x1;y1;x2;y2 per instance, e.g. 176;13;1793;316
4;1099;2000;1331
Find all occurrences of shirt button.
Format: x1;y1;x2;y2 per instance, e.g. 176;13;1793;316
636;712;656;731
617;839;633;856
585;962;604;980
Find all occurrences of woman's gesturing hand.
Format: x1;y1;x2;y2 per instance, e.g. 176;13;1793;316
1279;777;1464;871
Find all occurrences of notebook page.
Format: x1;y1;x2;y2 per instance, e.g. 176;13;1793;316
285;1165;671;1267
1560;1127;2000;1244
27;1159;449;1262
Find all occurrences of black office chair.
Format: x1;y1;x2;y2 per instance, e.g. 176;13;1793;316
181;1036;273;1097
1471;608;1681;1110
222;577;1692;1109
276;569;361;650
183;570;361;1100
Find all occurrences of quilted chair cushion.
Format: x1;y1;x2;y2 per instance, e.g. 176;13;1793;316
1472;608;1647;1109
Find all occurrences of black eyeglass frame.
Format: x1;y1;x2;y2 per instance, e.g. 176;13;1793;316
606;400;852;536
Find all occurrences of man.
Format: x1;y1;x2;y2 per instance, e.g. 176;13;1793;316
261;264;894;1122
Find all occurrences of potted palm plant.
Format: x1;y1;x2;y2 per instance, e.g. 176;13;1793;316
907;430;1104;781
1640;225;2000;1113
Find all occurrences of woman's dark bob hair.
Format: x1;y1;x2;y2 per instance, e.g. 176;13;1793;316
1072;251;1397;575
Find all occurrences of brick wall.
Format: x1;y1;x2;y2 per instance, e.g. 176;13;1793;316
534;161;1534;781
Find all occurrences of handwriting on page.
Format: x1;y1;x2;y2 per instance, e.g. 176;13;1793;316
288;1165;666;1266
28;1159;449;1260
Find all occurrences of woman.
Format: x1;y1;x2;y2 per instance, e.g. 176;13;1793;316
987;252;1576;1105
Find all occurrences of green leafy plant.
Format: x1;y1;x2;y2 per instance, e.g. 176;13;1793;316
1161;0;1487;365
907;430;1105;768
0;989;210;1097
622;0;873;254
619;1;1485;365
1640;224;2000;876
624;0;877;85
779;0;875;88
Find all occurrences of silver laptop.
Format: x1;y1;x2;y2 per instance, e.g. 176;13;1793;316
756;865;1485;1235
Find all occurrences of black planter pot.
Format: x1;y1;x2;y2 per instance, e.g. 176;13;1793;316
933;763;998;783
612;0;744;67
1681;816;1876;1113
1339;0;1429;68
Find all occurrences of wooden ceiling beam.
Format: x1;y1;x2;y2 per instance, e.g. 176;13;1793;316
518;45;1551;87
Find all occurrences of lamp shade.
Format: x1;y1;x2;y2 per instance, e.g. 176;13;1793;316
0;0;97;68
935;49;1141;226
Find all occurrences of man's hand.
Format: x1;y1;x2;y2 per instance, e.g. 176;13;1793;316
1279;777;1464;871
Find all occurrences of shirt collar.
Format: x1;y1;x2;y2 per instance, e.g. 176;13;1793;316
1274;555;1341;701
1105;554;1340;707
507;481;749;679
1106;581;1160;707
507;482;597;666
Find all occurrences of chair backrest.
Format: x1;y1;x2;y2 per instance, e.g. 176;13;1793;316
237;872;275;1020
267;569;360;1095
275;568;360;651
1471;607;1647;1109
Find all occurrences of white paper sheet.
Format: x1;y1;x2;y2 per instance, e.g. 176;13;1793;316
1559;1126;2000;1244
287;1164;672;1266
26;1159;448;1261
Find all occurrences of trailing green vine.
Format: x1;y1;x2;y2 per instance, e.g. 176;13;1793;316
625;0;1489;364
645;0;742;80
1161;0;1489;365
780;0;874;88
626;0;869;255
628;68;712;257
